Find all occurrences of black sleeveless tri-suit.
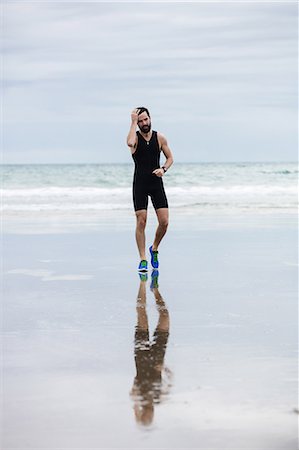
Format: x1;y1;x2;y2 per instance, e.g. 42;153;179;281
132;130;168;211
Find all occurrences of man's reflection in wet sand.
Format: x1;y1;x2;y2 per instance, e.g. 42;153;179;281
130;270;172;426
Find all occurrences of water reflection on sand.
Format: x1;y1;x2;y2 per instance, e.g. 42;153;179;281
130;270;172;427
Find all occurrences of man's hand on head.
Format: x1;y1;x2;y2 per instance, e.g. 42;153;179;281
131;108;139;124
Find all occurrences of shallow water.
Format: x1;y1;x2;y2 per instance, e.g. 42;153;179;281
2;215;298;449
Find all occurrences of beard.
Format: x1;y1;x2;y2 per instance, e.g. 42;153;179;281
140;122;151;133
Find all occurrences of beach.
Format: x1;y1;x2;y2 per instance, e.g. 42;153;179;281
1;163;298;449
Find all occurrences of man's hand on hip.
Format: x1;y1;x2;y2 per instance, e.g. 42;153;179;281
152;168;164;178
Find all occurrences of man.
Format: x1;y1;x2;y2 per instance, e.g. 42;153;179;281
127;107;174;272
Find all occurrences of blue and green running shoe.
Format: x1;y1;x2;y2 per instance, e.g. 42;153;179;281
149;245;159;269
138;259;148;272
150;269;159;289
139;272;148;282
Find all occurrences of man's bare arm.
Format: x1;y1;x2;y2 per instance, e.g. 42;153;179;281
126;109;139;153
152;133;174;177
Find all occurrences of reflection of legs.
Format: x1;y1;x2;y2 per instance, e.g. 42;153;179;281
152;208;168;251
135;210;147;261
151;286;169;375
152;287;169;333
136;279;148;331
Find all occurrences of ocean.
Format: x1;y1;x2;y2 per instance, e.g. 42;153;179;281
1;162;297;216
2;162;298;447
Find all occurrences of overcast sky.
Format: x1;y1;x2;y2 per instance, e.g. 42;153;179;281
3;1;298;164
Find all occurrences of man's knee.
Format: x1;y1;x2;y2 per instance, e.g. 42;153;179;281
136;213;147;230
159;217;168;230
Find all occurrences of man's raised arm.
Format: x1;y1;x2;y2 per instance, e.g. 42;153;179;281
126;108;139;153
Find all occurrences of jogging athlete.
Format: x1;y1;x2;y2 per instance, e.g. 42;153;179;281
127;107;174;272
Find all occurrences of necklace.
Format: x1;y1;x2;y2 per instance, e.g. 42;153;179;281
141;131;152;145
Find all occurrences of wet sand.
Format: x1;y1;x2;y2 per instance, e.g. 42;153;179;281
2;212;298;449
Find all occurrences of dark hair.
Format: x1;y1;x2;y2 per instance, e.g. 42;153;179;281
137;107;150;117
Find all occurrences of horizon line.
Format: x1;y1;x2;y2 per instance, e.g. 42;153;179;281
1;160;297;166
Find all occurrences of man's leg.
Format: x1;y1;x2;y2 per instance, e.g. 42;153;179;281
135;209;148;260
152;208;169;251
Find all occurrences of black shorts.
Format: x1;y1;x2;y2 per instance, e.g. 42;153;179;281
134;327;170;379
133;175;168;211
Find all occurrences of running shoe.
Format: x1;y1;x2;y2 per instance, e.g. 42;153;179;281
149;245;159;269
139;272;148;282
138;259;148;272
150;269;159;289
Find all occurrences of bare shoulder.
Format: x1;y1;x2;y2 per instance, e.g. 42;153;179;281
157;131;168;149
